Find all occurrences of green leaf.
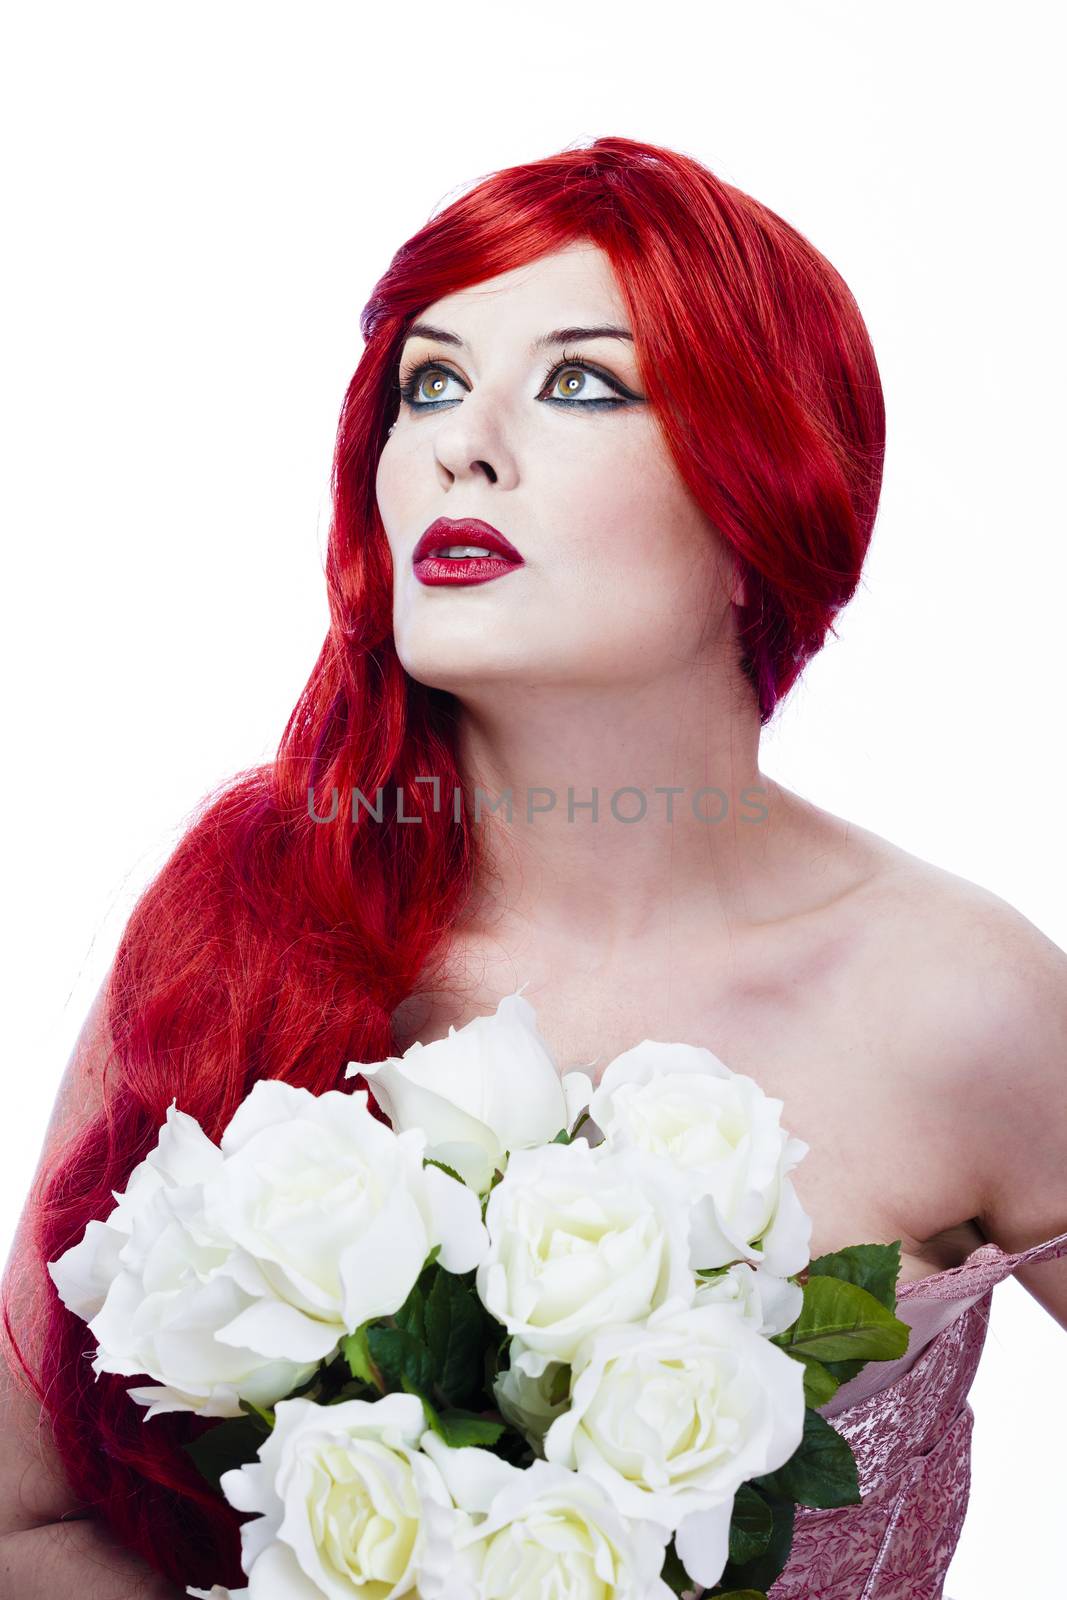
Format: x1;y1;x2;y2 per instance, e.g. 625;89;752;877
718;1493;794;1591
423;1268;488;1406
395;1280;429;1346
406;1379;507;1450
771;1276;910;1364
806;1240;902;1313
727;1484;773;1564
754;1408;861;1509
658;1538;693;1597
368;1323;435;1394
398;1374;455;1448
238;1397;276;1429
433;1408;507;1448
341;1324;381;1389
783;1350;841;1407
182;1413;270;1495
551;1127;571;1145
818;1355;867;1385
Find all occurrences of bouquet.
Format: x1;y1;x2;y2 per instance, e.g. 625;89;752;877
48;991;910;1599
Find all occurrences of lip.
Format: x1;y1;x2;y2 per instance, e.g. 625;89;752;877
412;517;525;587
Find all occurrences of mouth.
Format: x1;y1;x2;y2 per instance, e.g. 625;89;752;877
412;517;525;588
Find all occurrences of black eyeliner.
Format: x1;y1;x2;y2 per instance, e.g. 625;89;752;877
396;353;642;412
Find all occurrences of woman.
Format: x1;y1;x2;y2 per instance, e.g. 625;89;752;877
2;135;1064;1599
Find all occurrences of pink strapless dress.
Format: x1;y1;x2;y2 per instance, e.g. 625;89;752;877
760;1226;1067;1598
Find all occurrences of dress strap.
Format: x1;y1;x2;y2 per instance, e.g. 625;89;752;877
1007;1226;1067;1270
897;1225;1067;1305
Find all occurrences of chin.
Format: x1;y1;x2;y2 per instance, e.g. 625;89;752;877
397;649;525;693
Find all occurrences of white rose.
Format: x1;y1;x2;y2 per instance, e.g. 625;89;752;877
692;1260;803;1336
217;1393;458;1599
475;1140;694;1368
417;1433;675;1600
587;1041;813;1276
542;1300;806;1589
47;1102;217;1320
491;1336;571;1450
200;1079;489;1365
48;1103;317;1419
187;1588;248;1599
347;993;593;1194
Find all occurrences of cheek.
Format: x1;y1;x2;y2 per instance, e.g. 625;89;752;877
549;436;723;635
376;448;420;627
375;447;407;544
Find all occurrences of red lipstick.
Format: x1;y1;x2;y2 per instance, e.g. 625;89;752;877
412;517;525;587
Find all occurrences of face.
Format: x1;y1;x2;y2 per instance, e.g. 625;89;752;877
375;241;739;696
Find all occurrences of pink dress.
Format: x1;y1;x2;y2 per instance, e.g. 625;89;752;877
762;1227;1067;1598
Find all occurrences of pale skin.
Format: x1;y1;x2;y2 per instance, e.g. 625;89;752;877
0;241;1063;1585
376;240;1067;1322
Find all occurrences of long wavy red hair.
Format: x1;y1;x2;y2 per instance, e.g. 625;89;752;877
2;134;884;1590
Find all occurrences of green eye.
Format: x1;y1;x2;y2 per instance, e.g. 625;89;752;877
397;351;637;412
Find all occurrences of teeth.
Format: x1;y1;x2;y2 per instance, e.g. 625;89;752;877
434;545;496;559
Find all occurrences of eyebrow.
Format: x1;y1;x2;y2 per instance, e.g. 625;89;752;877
402;321;634;353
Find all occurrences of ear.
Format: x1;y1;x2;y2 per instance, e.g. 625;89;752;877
728;561;748;609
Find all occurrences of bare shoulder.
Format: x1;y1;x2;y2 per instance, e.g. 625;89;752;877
838;822;1067;1241
0;973;116;1533
772;787;1064;1071
845;826;1066;1046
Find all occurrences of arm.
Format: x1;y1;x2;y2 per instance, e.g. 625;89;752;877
964;900;1067;1331
0;1519;184;1600
0;978;186;1599
1;1276;186;1600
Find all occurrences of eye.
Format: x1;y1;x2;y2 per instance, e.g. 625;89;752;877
540;359;626;406
396;351;636;412
398;364;465;407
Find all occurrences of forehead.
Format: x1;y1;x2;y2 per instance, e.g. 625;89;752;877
412;242;628;339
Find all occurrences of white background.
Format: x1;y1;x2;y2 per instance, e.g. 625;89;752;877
2;2;1064;1591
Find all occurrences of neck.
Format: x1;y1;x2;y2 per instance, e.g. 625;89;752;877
450;662;808;951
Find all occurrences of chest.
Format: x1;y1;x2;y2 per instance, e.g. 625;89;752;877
389;917;986;1283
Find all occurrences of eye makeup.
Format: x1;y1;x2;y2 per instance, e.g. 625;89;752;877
396;349;643;412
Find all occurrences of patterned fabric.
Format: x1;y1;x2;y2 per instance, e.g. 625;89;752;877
762;1228;1067;1599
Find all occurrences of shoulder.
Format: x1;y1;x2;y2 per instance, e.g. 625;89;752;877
844;834;1067;1238
851;841;1065;1064
774;790;1066;1076
40;972;115;1165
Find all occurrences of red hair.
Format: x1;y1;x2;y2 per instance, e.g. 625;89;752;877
2;135;884;1590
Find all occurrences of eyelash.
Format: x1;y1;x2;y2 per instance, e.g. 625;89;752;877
396;349;631;412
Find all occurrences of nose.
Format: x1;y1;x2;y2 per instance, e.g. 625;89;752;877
431;397;517;490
